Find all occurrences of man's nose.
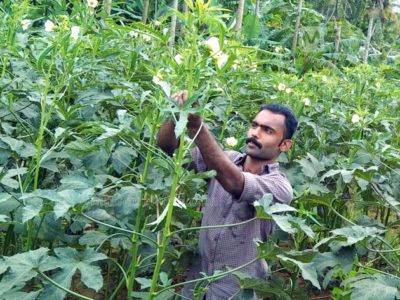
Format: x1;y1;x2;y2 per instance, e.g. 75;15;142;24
250;126;260;138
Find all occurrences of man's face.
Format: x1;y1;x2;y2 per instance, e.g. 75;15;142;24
245;109;292;162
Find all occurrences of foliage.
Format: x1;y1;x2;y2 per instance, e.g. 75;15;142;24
0;0;399;299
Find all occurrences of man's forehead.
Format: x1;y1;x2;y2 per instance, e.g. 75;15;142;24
254;110;286;128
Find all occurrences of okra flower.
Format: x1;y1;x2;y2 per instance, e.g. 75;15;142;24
174;54;183;65
204;37;220;56
351;114;360;123
285;88;292;94
87;0;98;8
44;20;56;32
70;26;80;41
302;97;310;106
277;83;286;91
215;53;229;69
143;34;152;42
226;137;238;147
21;19;32;31
232;59;240;70
152;72;163;85
250;63;257;72
321;75;328;82
129;30;138;38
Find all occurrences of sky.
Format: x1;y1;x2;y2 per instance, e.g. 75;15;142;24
393;0;400;13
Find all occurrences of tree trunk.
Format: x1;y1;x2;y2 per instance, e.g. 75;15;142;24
235;0;245;35
291;0;303;59
183;2;188;15
255;0;260;16
333;16;341;62
142;0;150;23
103;0;112;15
363;4;376;63
169;0;179;46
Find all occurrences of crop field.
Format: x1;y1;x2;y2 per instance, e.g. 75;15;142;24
0;0;399;299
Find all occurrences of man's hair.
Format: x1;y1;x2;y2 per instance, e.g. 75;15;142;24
260;103;298;139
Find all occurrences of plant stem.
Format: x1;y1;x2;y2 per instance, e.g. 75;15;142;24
81;212;157;245
37;269;94;300
147;130;186;300
25;82;49;251
126;111;160;299
156;257;259;295
171;217;257;235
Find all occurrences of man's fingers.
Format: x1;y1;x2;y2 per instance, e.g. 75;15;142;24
181;90;188;102
171;90;189;107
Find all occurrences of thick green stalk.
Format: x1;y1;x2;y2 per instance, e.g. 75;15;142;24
25;83;49;251
147;131;186;300
126;111;160;299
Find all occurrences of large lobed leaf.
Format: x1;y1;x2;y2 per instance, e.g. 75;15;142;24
254;194;314;238
343;274;400;300
38;247;107;300
0;248;50;297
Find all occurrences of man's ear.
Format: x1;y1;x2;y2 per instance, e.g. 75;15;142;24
279;139;293;152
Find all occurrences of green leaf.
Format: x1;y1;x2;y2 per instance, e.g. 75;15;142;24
0;137;35;157
314;225;385;249
272;215;297;234
159;272;172;287
1;290;41;300
22;198;43;223
132;22;168;44
110;236;132;250
22;188;94;218
243;13;261;39
297;158;317;178
0;193;12;203
111;186;141;216
254;194;297;218
233;271;291;299
344;274;400;300
313;248;354;274
0;214;10;222
79;231;108;246
277;256;321;289
36;44;55;71
97;125;121;140
135;277;152;290
0;248;50;296
174;112;188;138
39;247;107;299
64;140;97;155
54;188;95;218
112;146;137;174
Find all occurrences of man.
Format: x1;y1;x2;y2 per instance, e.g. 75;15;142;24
157;90;298;299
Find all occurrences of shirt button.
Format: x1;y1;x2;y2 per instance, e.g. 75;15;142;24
214;236;218;241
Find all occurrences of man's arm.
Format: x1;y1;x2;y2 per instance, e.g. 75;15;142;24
156;91;188;156
187;113;245;198
157;90;245;197
156;119;179;156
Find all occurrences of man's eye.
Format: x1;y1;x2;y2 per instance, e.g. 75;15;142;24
251;122;258;128
262;127;272;133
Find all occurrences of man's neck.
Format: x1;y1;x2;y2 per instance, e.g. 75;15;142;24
243;155;276;174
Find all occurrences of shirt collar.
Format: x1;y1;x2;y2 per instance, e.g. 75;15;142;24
233;153;280;175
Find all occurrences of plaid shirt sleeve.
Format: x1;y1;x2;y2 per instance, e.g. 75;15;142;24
237;171;293;204
191;147;208;172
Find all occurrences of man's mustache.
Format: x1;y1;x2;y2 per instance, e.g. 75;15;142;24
245;137;262;149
